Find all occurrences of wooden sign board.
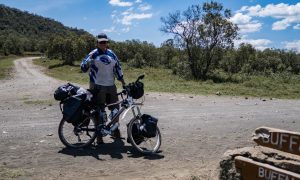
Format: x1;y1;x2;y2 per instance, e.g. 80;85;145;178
253;127;300;156
235;156;300;180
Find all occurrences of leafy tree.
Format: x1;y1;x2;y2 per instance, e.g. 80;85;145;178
47;36;64;59
236;43;256;73
61;38;76;65
159;39;180;68
161;1;238;79
2;34;23;55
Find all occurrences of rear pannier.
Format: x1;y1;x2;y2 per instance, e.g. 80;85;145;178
54;83;89;125
62;95;85;125
54;83;79;101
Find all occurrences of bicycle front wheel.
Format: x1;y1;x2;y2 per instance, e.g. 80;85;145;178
127;117;162;155
58;116;97;148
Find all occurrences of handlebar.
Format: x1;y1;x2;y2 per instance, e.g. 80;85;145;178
117;74;145;97
136;74;144;83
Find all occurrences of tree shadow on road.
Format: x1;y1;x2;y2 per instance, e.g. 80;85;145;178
48;63;78;69
58;139;164;160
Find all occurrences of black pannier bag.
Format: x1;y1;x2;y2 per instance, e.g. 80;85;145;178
130;122;144;145
54;83;79;101
128;81;144;99
141;114;158;138
62;95;84;125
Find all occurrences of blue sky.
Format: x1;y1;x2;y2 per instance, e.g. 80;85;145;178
1;0;300;51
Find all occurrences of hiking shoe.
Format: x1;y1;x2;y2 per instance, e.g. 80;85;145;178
111;128;122;139
96;137;104;145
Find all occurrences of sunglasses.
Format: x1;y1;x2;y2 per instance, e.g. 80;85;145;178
98;41;108;44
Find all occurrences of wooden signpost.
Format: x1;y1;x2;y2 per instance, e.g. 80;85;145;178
252;127;300;156
235;156;300;180
233;127;300;179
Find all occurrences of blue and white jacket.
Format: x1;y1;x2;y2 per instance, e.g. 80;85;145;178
80;48;124;86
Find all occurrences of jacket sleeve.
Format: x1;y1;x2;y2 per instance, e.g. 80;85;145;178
114;58;124;81
80;50;96;72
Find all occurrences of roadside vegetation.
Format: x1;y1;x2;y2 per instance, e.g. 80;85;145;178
34;58;300;99
0;167;23;179
0;56;17;80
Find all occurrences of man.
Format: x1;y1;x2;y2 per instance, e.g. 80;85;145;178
81;33;126;144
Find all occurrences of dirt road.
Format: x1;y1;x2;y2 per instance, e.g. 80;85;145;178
0;57;300;180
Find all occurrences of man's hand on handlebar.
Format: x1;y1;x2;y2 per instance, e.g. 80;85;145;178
122;85;130;94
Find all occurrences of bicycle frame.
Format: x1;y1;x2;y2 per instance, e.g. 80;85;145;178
106;96;143;128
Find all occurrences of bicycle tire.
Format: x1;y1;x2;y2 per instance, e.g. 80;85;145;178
127;117;161;155
58;116;97;148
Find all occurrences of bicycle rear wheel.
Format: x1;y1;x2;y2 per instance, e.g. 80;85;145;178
58;116;97;148
127;117;161;155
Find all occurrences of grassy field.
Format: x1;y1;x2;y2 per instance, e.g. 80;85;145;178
34;58;300;99
0;56;18;80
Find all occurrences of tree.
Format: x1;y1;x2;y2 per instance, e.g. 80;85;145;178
61;38;76;65
236;43;256;73
161;1;238;79
47;36;64;59
2;34;24;55
159;39;180;68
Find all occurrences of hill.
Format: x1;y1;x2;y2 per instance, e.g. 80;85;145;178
0;4;91;55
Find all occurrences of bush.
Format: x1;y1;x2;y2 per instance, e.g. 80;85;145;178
172;59;192;79
128;52;145;68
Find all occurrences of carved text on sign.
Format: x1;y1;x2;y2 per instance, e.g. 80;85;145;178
235;156;300;180
253;127;300;155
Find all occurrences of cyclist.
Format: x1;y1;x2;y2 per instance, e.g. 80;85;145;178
80;33;126;144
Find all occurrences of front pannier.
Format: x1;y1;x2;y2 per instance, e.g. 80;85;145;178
131;122;144;145
141;114;158;138
128;81;144;99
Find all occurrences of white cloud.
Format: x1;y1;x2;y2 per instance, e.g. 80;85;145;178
235;36;272;50
294;24;300;29
244;3;300;18
121;7;134;16
230;13;251;24
239;3;300;30
230;13;262;33
111;10;118;19
272;19;291;30
108;0;153;34
238;23;262;33
283;40;300;52
109;0;133;7
121;13;152;25
103;26;116;33
122;27;130;32
138;4;152;11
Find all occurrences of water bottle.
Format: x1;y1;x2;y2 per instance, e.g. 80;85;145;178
108;108;119;120
110;122;120;132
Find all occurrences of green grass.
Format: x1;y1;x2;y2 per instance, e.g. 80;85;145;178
34;58;300;99
0;56;17;80
0;166;24;179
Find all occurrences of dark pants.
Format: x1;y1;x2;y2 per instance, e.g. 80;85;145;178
89;83;120;127
89;83;119;111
